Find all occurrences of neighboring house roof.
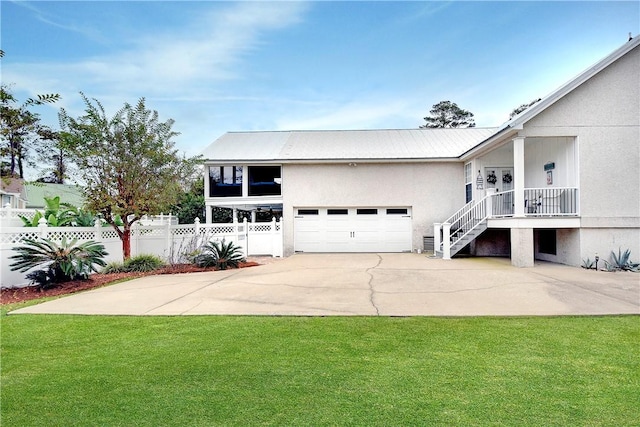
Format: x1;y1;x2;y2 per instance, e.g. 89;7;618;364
202;128;498;162
1;177;26;196
0;178;28;208
24;183;85;209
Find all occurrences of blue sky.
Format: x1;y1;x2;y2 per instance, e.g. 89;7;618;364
2;1;639;169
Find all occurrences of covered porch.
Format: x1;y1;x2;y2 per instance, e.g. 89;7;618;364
436;134;580;267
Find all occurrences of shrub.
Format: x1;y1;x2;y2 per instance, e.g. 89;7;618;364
194;240;245;270
102;262;127;274
10;237;108;289
123;254;165;272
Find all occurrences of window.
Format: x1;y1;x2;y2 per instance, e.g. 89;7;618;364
328;209;348;215
298;209;319;215
357;208;378;215
464;163;472;203
209;166;242;197
539;229;557;255
386;208;408;215
248;166;281;196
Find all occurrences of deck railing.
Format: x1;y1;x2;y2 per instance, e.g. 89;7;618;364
488;187;579;217
436;187;579;258
522;187;579;216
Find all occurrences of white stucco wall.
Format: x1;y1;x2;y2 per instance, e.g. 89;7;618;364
522;44;640;223
519;44;640;264
281;162;464;255
579;228;640;267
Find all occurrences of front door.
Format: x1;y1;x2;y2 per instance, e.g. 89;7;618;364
486;167;514;215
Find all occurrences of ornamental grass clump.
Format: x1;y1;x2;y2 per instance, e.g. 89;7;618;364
9;237;108;289
123;254;165;272
194;240;245;270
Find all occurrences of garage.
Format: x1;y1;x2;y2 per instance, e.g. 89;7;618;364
294;207;412;252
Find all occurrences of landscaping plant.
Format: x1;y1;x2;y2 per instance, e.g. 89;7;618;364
123;254;165;272
605;248;639;272
101;255;165;274
581;257;595;269
9;237;108;288
194;239;245;270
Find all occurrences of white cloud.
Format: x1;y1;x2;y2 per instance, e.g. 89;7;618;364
276;98;418;131
4;1;310;154
7;2;309;98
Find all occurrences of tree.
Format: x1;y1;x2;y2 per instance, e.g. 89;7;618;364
509;98;541;119
1;86;60;178
35;127;71;184
172;177;205;224
59;94;202;260
420;100;475;128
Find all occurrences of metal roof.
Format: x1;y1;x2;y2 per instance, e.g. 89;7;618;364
201;128;498;162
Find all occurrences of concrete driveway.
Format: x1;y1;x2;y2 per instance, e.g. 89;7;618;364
10;254;640;316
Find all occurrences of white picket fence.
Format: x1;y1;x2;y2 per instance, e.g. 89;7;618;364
0;217;282;288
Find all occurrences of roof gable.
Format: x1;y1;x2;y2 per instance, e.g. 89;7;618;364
503;37;640;131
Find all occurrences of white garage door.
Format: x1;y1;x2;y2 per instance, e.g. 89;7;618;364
294;207;412;253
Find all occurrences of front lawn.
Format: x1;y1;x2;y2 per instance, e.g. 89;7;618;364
1;311;638;426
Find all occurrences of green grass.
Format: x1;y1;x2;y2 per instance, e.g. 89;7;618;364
1;311;638;426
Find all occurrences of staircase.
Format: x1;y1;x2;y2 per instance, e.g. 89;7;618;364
436;196;489;258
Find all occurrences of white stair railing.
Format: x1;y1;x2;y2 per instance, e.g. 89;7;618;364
438;194;491;257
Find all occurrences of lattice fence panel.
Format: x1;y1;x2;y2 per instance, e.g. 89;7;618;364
0;230;41;244
250;224;273;233
101;229;120;239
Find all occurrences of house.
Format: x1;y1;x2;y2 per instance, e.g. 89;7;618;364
201;37;640;267
0;178;28;209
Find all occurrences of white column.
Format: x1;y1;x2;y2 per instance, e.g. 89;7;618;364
242;165;249;197
203;165;210;199
513;136;525;217
205;205;212;224
510;228;534;267
442;222;451;260
433;223;441;256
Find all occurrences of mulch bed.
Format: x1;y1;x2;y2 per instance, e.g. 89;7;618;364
0;262;259;305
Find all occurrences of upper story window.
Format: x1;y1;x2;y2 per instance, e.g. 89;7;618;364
248;166;281;196
209;166;242;197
